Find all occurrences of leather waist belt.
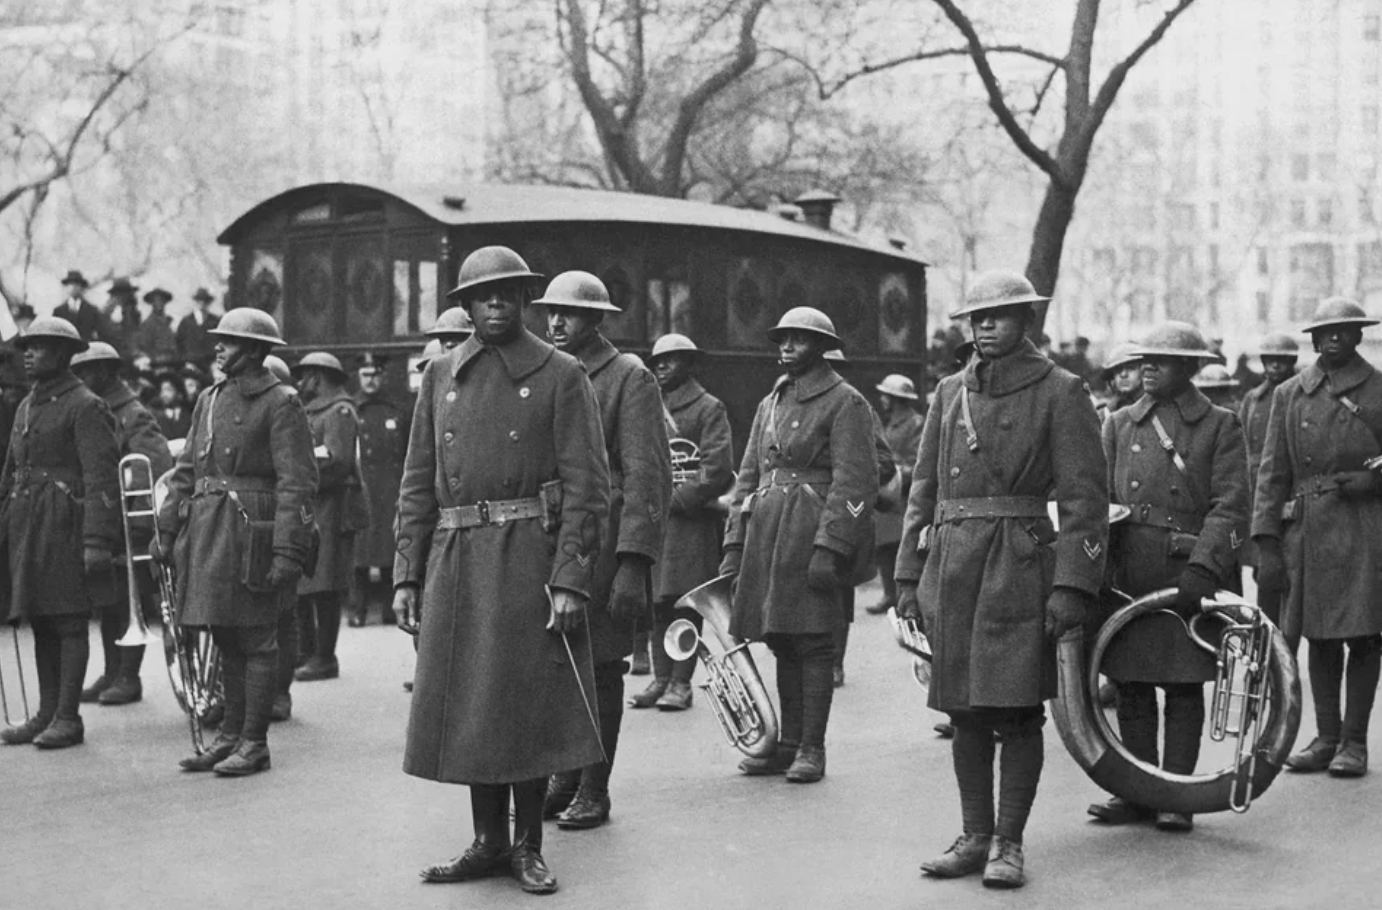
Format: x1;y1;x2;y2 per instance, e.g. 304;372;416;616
1124;503;1204;533
438;497;543;529
935;496;1048;524
1294;476;1342;499
16;466;81;487
194;476;277;495
759;468;833;489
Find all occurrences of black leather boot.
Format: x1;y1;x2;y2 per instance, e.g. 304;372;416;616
557;762;611;829
2;632;58;745
511;778;558;894
179;733;240;772
35;620;88;749
543;770;580;819
81;605;121;702
420;784;511;883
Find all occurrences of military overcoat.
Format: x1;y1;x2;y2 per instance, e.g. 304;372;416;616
725;361;878;639
354;390;410;569
395;329;610;785
298;390;366;595
571;333;671;665
655;378;734;600
159;366;318;627
105;383;174;479
876;407;923;547
896;340;1108;711
1101;389;1249;682
1;373;121;620
1252;356;1382;640
1237;380;1276;569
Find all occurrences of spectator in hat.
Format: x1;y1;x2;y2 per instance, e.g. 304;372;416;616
54;270;118;347
153;370;192;440
13;303;36;333
134;288;179;366
175;287;221;368
179;363;211;406
105;277;142;358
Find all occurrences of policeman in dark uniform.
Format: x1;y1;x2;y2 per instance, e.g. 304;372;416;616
293;352;366;683
351;352;410;627
538;271;671;830
153;309;317;776
1087;322;1248;833
1238;332;1298;626
0;317;121;749
70;342;173;706
630;333;734;712
722;307;879;784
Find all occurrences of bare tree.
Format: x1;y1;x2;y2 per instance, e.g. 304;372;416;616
807;0;1201;331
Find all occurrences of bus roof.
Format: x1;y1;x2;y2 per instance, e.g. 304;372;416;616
218;181;928;266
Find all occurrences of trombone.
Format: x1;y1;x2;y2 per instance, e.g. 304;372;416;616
117;455;161;648
118;454;222;753
0;624;29;728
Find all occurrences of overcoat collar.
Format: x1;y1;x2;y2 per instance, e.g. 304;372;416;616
304;388;352;415
1300;355;1375;396
217;364;279;398
103;383;138;410
1129;386;1211;424
570;332;620;377
453;327;554;381
963;338;1053;397
663;378;706;412
30;372;83;403
772;360;842;402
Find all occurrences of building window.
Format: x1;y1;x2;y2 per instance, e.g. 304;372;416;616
1258;247;1270;275
1366;14;1381;40
1210;202;1221;230
1292;154;1310;181
1257;291;1271;323
1362;187;1376;224
1291;199;1308;227
1319;198;1334;227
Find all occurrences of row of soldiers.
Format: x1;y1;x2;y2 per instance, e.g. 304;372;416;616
5;248;1376;895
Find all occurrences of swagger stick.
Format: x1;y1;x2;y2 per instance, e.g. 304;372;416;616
546;585;606;762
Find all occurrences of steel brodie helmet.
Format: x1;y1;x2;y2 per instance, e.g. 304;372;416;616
69;341;121;367
426;306;475;337
293;351;347;381
1302;297;1379;334
16;316;87;352
448;246;543;300
767;307;841;349
875;374;918;400
1128;321;1219;361
263;355;292;385
210;308;285;347
1101;341;1143;380
1193;363;1238;389
950;270;1049;320
1256;332;1300;356
649;333;699;360
533;271;621;312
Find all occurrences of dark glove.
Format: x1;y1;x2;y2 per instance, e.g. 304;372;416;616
393;585;420;635
807;546;842;592
719;546;743;578
1175;563;1219;614
609;556;650;622
1255;536;1286;593
896;581;921;622
149;532;177;566
83;546;112;575
265;555;304;590
1335;470;1380;500
1044;587;1088;640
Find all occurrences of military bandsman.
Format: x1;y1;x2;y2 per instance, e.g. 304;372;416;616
897;272;1108;888
538;270;671;829
392;247;610;893
1087;322;1248;833
1254;298;1382;778
630;332;734;712
153;308;318;776
867;373;923;617
720;306;878;784
70;342;174;707
0;317;122;749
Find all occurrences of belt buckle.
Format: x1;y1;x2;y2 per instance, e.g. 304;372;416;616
476;501;491;526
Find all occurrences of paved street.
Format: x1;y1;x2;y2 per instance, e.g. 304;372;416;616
3;582;1377;910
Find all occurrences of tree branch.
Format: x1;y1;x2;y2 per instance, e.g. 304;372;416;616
814;43;1067;101
931;0;1066;187
658;0;770;195
1088;0;1198;132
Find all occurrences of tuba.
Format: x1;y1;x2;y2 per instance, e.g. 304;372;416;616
669;437;701;486
122;454;224;753
1052;588;1301;815
664;574;780;759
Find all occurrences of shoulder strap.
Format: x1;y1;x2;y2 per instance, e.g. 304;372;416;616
1150;412;1208;514
1337;393;1382;452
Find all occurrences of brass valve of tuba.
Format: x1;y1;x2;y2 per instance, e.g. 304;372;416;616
1188;597;1277;813
669;437;702;486
664;575;779;759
